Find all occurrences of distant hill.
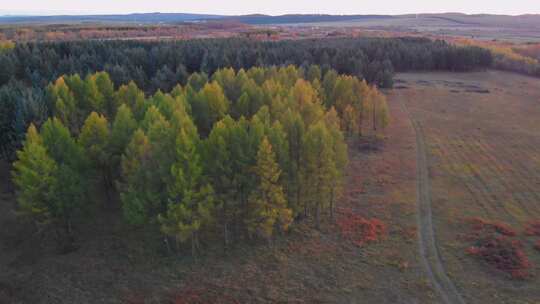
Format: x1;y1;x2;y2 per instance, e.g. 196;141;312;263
0;12;224;24
0;12;539;29
0;12;394;25
222;14;394;25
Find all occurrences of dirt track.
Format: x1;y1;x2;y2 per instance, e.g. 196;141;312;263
399;93;466;304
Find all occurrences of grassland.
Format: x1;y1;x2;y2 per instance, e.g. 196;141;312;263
283;14;540;43
390;71;540;303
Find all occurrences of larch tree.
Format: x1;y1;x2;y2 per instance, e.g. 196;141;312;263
203;117;234;248
266;121;290;193
93;72;116;118
246;137;292;240
203;82;229;129
321;69;338;108
306;65;322;83
211;67;238;102
247;67;267;86
40;118;87;244
79;112;112;200
48;77;79;133
12;124;57;227
323;108;348;219
227;116;252;235
159;129;214;256
119;129;152;225
302;121;336;229
145;109;176;214
141;105;165;131
109;104;137;176
115;81;147;121
373;91;390;135
290;79;324;127
342;105;358;137
84;74;105;114
191;82;229;135
149;91;174;120
234;79;264;118
281;109;305;216
187;72;208;91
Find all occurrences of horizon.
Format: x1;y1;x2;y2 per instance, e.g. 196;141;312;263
2;10;540;18
2;0;540;17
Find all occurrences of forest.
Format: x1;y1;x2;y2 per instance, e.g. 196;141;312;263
11;65;393;254
0;37;492;160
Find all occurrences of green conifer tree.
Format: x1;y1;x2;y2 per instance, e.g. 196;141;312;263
246;137;292;240
12;124;57;226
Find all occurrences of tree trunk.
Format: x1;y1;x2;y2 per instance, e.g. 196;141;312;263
224;222;229;252
191;232;197;258
103;172;111;208
195;232;201;252
315;202;321;230
372;99;377;133
330;187;335;221
358;103;364;137
164;237;171;255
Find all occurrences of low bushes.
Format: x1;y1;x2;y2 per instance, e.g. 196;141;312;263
534;240;540;252
524;220;540;237
336;208;386;247
467;217;517;237
466;235;531;279
463;217;532;280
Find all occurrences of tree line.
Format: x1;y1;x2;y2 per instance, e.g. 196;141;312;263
12;66;389;254
0;37;491;160
455;38;540;77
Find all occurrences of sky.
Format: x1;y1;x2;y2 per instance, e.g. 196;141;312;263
2;0;540;16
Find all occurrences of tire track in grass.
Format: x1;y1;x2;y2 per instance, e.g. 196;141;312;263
469;136;540;217
429;135;494;219
491;136;540;203
398;95;466;304
448;137;515;220
442;136;503;219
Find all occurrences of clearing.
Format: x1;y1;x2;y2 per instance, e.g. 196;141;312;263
389;70;540;303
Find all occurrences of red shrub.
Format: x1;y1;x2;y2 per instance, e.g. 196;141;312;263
524;220;540;236
122;293;146;304
172;287;202;304
463;217;533;279
535;240;540;252
466;235;531;279
466;217;517;238
171;286;240;304
337;210;386;247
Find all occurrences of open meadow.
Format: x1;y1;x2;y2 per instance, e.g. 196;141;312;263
389;70;540;303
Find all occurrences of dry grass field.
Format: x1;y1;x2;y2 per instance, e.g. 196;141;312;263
389;70;540;303
284;14;540;42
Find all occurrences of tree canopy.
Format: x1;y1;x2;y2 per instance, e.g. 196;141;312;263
13;65;390;253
